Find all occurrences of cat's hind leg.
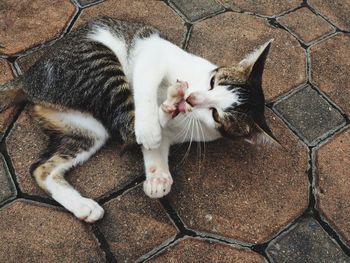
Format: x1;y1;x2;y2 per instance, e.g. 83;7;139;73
30;105;109;223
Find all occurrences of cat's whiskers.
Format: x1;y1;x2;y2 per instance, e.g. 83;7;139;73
178;116;195;166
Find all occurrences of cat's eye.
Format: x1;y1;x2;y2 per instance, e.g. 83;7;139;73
209;76;215;90
211;108;220;123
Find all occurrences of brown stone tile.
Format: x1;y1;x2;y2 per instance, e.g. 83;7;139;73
17;47;49;73
77;0;186;46
278;8;334;44
168;0;225;23
98;186;177;262
219;0;301;16
6;109;144;198
0;0;76;55
310;33;350;115
168;108;309;244
0;59;17;138
0;154;16;205
0;199;105;262
308;0;350;31
150;237;265;263
316;127;350;246
187;12;306;101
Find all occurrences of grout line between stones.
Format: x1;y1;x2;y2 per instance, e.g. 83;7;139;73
97;175;145;205
90;224;117;263
309;147;350;256
305;0;350;34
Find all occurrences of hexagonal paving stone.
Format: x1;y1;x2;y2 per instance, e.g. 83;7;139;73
150;238;265;262
76;0;102;7
308;0;350;31
310;33;350;115
0;154;16;205
0;0;76;55
0;59;17;140
0;199;105;262
76;0;186;47
167;109;309;244
168;0;225;22
278;7;334;44
267;218;350;263
316;127;350;246
97;186;177;262
6;109;144;198
187;12;306;101
274;86;345;146
219;0;301;16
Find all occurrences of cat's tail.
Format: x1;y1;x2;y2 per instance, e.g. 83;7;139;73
0;77;26;112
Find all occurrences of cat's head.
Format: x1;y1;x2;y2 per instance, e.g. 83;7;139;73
185;40;279;146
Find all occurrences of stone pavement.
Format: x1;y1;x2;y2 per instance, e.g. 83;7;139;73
0;0;349;262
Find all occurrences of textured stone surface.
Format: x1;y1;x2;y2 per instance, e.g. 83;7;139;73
267;218;350;263
188;12;306;101
17;47;48;73
6;110;143;198
151;238;265;263
219;0;301;16
308;0;350;31
316;128;350;246
274;86;345;145
0;154;16;205
168;109;309;244
76;0;102;7
98;186;177;262
0;59;17;139
0;200;105;263
311;33;350;115
0;0;76;55
169;0;225;22
278;7;334;44
77;0;186;46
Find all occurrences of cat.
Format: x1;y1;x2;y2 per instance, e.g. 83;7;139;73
0;16;278;223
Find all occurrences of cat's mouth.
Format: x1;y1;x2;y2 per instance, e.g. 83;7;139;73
171;99;187;118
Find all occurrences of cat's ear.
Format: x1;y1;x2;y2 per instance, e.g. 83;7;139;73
244;120;281;148
238;39;273;86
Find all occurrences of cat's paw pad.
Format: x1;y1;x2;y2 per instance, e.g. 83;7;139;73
143;171;173;198
135;119;162;149
71;198;104;223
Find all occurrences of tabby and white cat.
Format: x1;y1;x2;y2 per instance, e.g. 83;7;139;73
0;17;277;223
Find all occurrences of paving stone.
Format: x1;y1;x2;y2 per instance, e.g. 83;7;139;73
310;33;350;115
278;7;334;44
187;12;306;101
167;108;309;244
150;238;265;263
0;0;76;55
316;127;350;246
6;109;144;198
0;59;17;140
76;0;103;7
274;86;345;145
97;186;177;262
77;0;186;46
17;47;48;73
219;0;301;16
168;0;225;22
267;218;350;263
0;199;105;263
308;0;350;31
0;154;16;205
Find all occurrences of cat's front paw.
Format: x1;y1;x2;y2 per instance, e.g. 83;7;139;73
135;118;162;149
143;169;173;198
70;197;104;223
